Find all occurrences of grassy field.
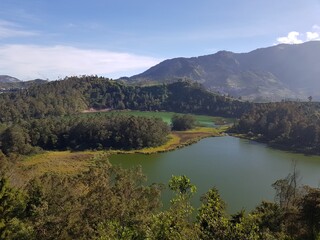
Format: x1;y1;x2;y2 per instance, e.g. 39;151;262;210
81;110;234;127
7;151;101;186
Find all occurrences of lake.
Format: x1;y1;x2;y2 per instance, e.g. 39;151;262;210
109;136;320;213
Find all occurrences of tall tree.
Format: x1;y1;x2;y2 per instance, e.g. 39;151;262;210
0;177;31;240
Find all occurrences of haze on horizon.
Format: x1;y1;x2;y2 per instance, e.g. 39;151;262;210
0;0;319;80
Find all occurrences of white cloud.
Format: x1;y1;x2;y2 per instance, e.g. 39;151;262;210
0;20;37;39
277;31;303;44
307;31;320;41
0;44;161;80
277;25;320;44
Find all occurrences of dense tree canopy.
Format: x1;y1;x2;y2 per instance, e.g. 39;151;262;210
233;102;320;154
0;114;170;155
0;76;251;123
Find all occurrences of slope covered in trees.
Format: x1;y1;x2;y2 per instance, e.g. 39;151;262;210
0;75;249;155
233;102;320;154
0;76;251;123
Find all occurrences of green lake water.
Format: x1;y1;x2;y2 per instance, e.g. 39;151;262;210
109;136;320;213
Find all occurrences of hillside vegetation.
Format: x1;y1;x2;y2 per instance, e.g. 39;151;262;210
1;158;320;240
233;101;320;154
0;75;250;123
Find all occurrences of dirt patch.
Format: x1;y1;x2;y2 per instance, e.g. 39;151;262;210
174;131;214;144
82;108;112;113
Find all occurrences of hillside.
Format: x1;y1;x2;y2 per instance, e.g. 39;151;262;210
0;75;20;83
130;41;320;101
0;76;251;123
0;75;21;89
0;75;48;90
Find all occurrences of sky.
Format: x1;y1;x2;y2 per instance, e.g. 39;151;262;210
0;0;319;80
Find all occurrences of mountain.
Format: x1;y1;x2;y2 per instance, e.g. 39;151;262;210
0;75;48;90
0;75;21;82
0;75;21;84
130;41;320;101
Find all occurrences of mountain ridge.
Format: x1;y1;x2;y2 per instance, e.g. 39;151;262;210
130;41;320;101
0;75;21;83
0;75;48;90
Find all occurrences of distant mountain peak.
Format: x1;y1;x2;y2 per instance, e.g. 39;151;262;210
0;75;21;83
0;75;48;90
130;41;320;101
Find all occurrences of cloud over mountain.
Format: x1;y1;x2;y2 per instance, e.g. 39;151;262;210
277;25;320;44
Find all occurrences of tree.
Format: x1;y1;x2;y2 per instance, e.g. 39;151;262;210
0;177;32;240
197;187;230;240
147;175;199;239
300;187;320;239
229;210;259;240
168;175;196;195
72;161;162;239
171;114;196;131
24;174;81;240
272;164;301;210
0;125;34;155
251;201;286;239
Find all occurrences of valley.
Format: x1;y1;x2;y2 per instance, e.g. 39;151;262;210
1;73;320;239
2;1;320;238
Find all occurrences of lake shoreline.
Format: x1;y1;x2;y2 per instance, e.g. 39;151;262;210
15;127;224;184
230;133;320;156
110;126;226;155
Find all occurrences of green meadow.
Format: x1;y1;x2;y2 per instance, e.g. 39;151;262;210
81;110;234;127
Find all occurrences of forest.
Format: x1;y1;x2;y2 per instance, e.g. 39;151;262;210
0;75;249;156
233;101;320;154
0;114;170;155
7;76;320;156
0;75;251;123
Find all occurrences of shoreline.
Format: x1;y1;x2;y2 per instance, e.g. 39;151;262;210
230;132;320;156
15;127;227;183
108;126;226;155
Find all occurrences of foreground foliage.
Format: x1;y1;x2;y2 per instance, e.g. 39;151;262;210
1;157;320;240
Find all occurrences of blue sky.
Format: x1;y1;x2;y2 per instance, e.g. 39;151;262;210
0;0;319;80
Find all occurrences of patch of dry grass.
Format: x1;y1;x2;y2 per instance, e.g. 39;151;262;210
9;151;103;186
